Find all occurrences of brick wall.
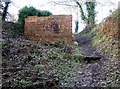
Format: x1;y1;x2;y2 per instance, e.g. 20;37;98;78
24;15;74;43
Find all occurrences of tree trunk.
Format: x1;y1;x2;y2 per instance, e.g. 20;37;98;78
75;1;86;21
2;1;10;21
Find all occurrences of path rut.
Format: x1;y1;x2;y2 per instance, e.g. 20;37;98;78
73;35;106;87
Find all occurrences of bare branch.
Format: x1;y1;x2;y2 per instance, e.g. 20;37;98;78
74;1;86;21
51;1;77;7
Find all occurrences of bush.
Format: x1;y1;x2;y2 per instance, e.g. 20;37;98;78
17;6;52;35
13;22;24;36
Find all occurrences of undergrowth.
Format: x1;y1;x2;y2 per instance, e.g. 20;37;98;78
2;39;84;88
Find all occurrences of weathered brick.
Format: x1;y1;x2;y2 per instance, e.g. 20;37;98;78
24;15;74;43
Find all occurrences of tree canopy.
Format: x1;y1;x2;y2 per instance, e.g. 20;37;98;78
18;6;52;23
17;6;52;35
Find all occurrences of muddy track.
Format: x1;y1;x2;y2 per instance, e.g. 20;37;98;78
75;35;102;57
74;34;107;87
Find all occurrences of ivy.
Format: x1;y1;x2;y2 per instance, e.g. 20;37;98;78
75;0;96;29
86;1;96;28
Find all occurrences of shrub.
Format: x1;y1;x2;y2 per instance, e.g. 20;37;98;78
13;22;24;36
17;6;52;35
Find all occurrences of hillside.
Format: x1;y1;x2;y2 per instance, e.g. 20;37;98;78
2;21;87;88
91;9;119;61
2;9;120;88
91;9;120;86
77;9;120;87
79;9;119;61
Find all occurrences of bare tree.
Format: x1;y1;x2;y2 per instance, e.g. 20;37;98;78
7;13;17;22
0;0;3;16
51;0;96;30
51;0;117;31
2;0;11;21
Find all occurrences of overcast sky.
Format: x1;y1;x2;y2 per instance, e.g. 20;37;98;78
8;0;119;32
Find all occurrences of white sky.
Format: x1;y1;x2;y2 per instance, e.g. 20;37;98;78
8;0;120;32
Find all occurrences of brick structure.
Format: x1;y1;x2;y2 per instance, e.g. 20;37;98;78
24;15;74;43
